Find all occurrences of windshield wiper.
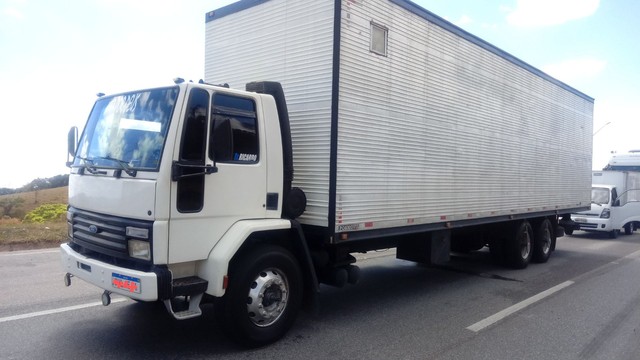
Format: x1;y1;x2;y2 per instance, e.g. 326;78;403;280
97;156;138;177
78;157;107;175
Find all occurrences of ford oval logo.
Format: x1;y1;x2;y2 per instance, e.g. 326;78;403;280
89;225;98;233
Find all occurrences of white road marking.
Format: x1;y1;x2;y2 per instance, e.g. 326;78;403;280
466;281;575;332
0;298;127;323
467;247;640;333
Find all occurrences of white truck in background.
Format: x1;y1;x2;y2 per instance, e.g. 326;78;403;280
571;153;640;238
61;0;593;347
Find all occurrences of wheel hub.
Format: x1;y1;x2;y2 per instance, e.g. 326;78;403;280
247;269;289;327
541;227;551;253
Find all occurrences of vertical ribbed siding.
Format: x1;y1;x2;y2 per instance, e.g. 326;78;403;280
335;0;593;231
205;0;336;227
206;0;593;234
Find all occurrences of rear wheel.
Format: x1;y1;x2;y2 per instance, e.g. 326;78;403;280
218;245;303;347
532;219;554;263
504;221;534;269
624;223;635;235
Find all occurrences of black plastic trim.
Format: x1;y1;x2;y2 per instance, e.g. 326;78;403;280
172;276;209;297
327;0;342;242
266;192;279;210
154;266;172;300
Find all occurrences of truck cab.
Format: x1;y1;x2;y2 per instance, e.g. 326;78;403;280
572;185;620;237
572;178;640;238
61;80;297;307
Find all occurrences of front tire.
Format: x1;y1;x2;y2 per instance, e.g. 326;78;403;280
219;245;303;347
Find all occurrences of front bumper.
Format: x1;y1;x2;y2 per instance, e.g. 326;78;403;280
573;217;612;232
60;243;159;301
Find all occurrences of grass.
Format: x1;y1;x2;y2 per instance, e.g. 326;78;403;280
2;186;68;216
0;187;68;251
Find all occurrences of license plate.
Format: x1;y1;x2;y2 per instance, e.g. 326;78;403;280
574;218;587;223
112;273;141;294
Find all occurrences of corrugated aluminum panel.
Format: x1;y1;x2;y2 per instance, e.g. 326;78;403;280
205;0;336;227
335;0;593;232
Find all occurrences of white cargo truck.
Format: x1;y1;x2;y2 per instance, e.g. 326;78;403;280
571;154;640;238
61;0;593;346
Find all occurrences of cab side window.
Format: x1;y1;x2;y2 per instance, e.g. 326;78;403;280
177;89;209;213
209;94;258;163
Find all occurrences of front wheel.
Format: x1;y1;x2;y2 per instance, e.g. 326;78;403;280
218;245;303;347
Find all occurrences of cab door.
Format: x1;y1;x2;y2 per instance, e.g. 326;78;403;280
169;87;267;264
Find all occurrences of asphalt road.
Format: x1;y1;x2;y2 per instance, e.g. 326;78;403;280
1;232;640;359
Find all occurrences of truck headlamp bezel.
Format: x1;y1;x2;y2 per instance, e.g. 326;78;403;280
128;239;151;261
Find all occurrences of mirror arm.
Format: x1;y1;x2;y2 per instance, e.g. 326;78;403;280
171;161;218;181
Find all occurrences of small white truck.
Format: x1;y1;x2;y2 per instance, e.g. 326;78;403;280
571;155;640;238
61;0;593;346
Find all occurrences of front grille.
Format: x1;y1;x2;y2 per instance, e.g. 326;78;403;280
578;223;599;229
69;207;153;264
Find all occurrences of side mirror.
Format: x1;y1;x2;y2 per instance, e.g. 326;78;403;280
613;199;621;207
66;126;78;167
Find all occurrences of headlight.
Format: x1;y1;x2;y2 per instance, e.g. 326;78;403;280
128;240;151;261
600;208;611;219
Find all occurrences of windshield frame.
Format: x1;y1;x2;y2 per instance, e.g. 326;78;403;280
72;86;180;173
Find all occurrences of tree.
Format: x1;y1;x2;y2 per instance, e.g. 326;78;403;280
16;174;69;193
0;197;25;217
0;188;15;196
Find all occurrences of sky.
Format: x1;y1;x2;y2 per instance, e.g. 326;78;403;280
0;0;638;188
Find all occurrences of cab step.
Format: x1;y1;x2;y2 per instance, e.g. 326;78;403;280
164;293;204;320
163;276;209;320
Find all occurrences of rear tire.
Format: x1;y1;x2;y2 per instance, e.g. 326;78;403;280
532;219;554;263
504;221;534;269
624;223;635;235
218;245;303;347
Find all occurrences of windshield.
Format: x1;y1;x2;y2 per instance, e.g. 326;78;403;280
74;87;179;171
591;187;610;205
